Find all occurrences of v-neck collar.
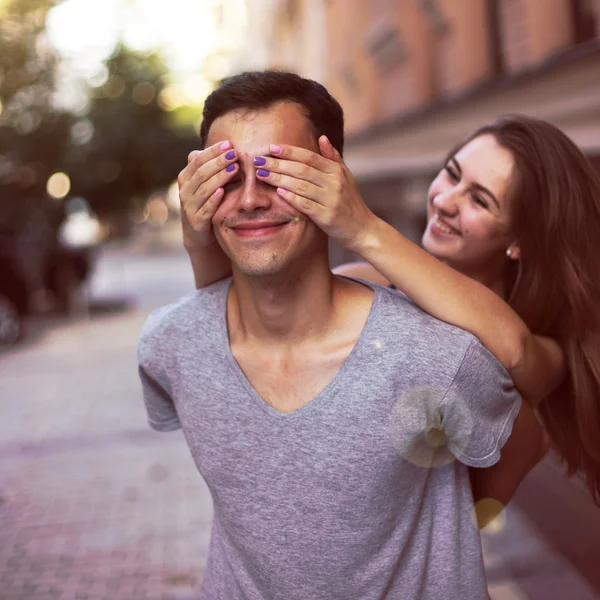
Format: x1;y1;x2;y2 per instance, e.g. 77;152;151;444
217;277;381;420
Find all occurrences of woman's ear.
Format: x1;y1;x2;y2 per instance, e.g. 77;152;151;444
507;242;521;260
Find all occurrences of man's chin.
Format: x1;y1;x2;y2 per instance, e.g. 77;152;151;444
231;258;288;279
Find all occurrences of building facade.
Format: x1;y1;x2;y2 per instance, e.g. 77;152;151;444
235;0;600;264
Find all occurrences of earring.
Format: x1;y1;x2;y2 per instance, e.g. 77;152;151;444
506;248;513;258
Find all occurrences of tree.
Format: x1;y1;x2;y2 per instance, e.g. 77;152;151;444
0;0;72;232
0;0;199;231
67;44;199;219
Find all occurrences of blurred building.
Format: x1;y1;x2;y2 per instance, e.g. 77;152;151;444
235;0;600;264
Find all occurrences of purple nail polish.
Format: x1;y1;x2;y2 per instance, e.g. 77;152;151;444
253;156;266;166
257;169;270;177
225;150;236;160
226;163;236;172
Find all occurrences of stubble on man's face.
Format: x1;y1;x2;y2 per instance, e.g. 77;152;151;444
207;102;326;278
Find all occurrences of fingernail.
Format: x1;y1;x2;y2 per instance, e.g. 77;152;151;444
256;169;270;177
253;156;266;166
220;140;231;151
190;150;201;158
269;145;282;155
226;163;236;172
225;150;236;160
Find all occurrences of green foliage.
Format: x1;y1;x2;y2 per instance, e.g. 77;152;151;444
68;44;198;217
0;0;199;231
0;0;66;231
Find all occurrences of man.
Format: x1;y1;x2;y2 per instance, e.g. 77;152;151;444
138;71;541;599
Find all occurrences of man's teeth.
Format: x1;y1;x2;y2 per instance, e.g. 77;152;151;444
434;216;457;234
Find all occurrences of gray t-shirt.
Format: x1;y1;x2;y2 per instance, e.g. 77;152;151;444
138;278;521;600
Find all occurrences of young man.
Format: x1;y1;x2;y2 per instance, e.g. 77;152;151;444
138;71;536;599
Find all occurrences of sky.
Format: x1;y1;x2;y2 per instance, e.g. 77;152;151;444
47;0;224;75
45;0;246;110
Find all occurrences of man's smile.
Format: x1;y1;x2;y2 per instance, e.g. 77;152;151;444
230;221;291;237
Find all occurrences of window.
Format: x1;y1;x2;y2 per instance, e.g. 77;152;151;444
488;0;505;74
365;17;407;73
570;0;598;43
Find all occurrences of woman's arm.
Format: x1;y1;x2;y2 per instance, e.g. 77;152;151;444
182;205;231;288
177;143;236;289
469;399;550;528
242;138;565;406
186;239;232;289
333;261;392;287
336;221;565;408
182;199;231;289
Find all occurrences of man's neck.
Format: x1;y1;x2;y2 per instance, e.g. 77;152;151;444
227;261;339;347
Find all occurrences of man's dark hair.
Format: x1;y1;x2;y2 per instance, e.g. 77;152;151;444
199;70;345;156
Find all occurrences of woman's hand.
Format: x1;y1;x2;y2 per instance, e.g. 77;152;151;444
178;140;239;250
253;136;379;252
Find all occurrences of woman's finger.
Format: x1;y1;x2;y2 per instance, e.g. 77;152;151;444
252;155;327;188
318;135;343;163
275;187;324;220
179;140;229;186
186;162;239;216
255;169;323;204
189;187;224;226
267;143;336;174
183;143;238;197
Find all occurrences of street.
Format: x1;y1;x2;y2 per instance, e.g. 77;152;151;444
1;224;599;600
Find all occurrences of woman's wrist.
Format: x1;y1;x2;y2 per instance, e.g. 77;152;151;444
347;213;389;256
183;233;219;254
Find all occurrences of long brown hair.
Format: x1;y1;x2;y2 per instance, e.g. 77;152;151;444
455;116;600;503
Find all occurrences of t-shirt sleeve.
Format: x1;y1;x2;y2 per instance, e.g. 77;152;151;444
138;364;181;432
137;314;182;433
439;338;522;468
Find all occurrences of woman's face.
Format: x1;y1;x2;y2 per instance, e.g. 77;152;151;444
422;134;518;282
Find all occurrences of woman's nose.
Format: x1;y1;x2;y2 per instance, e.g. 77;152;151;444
432;189;460;215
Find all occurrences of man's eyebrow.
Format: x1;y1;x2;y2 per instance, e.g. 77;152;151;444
451;156;500;210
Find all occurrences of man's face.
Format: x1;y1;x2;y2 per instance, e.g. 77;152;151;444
208;102;326;278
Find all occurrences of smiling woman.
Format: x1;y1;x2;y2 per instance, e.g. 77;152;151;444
421;133;518;297
336;115;600;505
185;100;600;508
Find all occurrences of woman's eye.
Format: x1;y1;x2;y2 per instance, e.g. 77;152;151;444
444;165;458;181
471;194;488;209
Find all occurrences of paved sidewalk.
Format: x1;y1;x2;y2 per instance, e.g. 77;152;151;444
1;238;598;600
483;506;599;600
1;432;211;600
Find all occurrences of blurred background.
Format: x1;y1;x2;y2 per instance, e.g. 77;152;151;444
1;1;599;599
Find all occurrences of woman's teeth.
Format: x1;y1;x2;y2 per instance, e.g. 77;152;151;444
434;216;458;234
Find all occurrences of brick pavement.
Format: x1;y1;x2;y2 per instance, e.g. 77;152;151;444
0;244;211;600
0;434;211;600
1;239;599;600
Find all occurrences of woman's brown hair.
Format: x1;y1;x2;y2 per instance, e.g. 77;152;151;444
452;115;600;503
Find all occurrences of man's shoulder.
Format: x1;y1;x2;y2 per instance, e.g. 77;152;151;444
139;278;229;348
367;282;517;386
372;282;478;352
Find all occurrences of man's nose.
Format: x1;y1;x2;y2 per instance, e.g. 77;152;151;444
238;168;272;213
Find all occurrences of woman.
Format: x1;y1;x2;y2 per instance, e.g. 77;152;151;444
179;115;600;508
